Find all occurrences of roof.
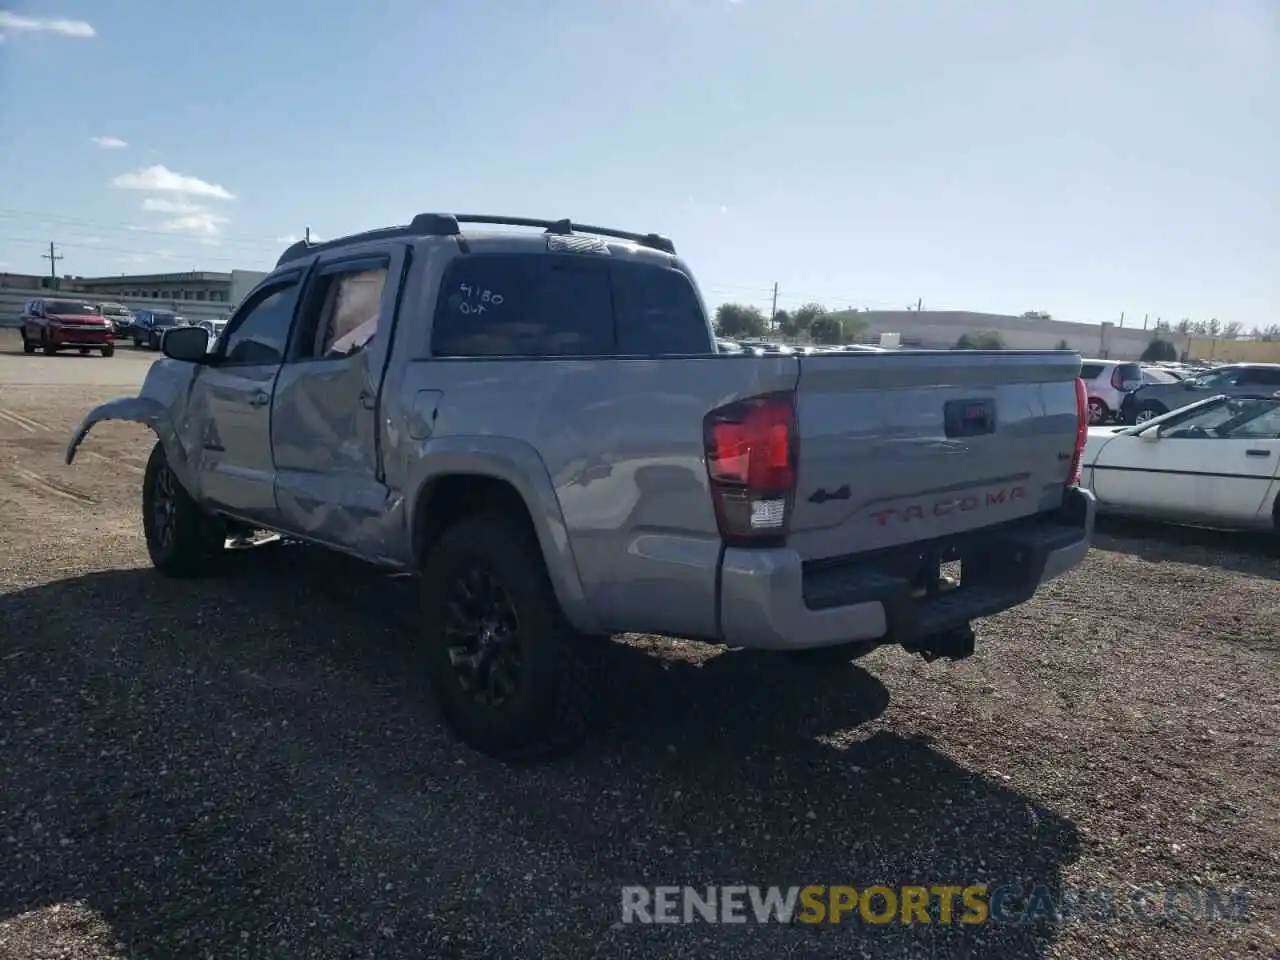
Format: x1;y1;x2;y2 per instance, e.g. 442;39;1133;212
275;213;676;268
73;271;233;286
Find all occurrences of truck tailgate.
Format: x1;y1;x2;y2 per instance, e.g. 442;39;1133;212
788;350;1082;561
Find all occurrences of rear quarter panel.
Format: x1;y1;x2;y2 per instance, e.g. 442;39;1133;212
389;355;798;639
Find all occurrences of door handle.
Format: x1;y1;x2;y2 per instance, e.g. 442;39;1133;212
358;389;376;411
248;391;270;408
1245;448;1270;457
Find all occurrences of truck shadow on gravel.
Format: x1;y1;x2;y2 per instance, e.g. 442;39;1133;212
1092;515;1280;577
0;543;1082;959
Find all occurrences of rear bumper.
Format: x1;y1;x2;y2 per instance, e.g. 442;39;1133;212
719;487;1095;651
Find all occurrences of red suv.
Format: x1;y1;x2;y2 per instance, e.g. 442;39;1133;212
20;298;115;357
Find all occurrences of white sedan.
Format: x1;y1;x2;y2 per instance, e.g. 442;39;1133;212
1080;393;1280;530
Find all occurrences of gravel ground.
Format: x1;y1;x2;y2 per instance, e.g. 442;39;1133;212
0;339;1277;959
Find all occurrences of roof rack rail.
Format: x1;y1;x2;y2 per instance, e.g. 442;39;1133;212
452;215;675;254
274;212;674;267
274;219;457;267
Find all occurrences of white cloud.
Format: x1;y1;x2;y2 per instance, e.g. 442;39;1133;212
274;234;299;244
89;135;127;149
111;164;235;200
156;211;230;237
143;197;202;214
136;197;230;237
0;11;95;37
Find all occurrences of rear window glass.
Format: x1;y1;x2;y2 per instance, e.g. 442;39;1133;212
432;256;611;357
613;264;708;354
1079;363;1104;379
1117;363;1142;381
431;255;710;357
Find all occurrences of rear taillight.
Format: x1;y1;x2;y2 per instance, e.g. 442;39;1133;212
704;392;797;545
1068;378;1088;486
1110;366;1124;390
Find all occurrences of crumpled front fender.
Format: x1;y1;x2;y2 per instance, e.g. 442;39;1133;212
65;396;194;489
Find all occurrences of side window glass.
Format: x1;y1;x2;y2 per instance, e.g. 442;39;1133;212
222;280;301;366
301;265;389;360
613;265;709;354
1239;368;1280;387
1222;401;1280;439
1161;403;1239;438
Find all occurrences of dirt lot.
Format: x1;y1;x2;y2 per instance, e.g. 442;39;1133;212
0;330;1276;959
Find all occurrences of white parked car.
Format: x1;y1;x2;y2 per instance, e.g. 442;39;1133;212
1080;393;1280;530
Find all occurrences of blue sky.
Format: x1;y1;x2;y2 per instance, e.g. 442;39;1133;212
0;0;1275;328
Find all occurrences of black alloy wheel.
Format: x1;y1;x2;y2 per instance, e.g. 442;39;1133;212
442;564;524;708
150;461;179;554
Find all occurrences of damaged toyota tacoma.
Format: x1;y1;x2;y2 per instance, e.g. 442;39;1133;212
66;212;1095;759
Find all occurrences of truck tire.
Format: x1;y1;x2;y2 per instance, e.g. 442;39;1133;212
419;512;588;760
21;335;35;355
101;344;115;358
142;441;226;577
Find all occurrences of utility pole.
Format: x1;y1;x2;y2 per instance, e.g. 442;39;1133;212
769;282;778;328
304;226;311;243
916;297;923;312
41;242;63;290
1118;311;1125;328
1143;313;1149;330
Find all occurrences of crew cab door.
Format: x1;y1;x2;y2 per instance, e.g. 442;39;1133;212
187;273;304;523
270;247;406;555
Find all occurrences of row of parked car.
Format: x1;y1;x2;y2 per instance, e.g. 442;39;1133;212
716;338;886;356
1080;357;1280;425
16;297;229;357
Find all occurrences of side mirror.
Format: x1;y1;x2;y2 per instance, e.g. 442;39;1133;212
1138;426;1162;443
161;325;213;363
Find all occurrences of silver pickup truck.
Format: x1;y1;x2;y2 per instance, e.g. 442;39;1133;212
66;212;1095;759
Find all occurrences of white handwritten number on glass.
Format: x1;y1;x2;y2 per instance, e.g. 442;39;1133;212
457;282;504;316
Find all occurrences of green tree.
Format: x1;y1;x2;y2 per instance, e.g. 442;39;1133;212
1221;321;1242;339
1153;320;1172;334
809;315;844;344
772;308;793;335
790;302;827;337
1140;339;1177;362
954;331;1006;350
1175;319;1193;335
1255;324;1280;341
714;303;767;339
839;313;868;344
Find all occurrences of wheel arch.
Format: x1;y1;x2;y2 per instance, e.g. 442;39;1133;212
406;439;598;633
